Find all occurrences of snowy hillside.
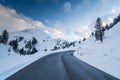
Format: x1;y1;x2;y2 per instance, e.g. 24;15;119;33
9;28;75;52
0;28;75;80
1;19;120;79
74;22;120;79
9;28;51;52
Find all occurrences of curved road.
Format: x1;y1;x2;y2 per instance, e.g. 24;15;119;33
6;50;119;80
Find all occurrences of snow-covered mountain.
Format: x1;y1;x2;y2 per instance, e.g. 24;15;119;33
0;28;75;79
9;28;51;52
3;28;74;53
74;20;120;79
1;15;120;79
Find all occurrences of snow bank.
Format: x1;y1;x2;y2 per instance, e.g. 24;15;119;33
74;22;120;79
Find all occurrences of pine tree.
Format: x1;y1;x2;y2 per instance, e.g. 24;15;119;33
94;17;102;30
32;37;37;46
0;35;2;43
18;37;24;42
118;14;120;20
91;32;94;37
13;39;18;52
44;49;47;52
2;30;9;44
19;48;24;55
8;47;11;52
94;17;104;42
105;24;109;30
54;46;58;50
25;40;32;49
31;47;38;54
83;38;86;41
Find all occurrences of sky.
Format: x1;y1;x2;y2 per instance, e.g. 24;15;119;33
0;0;120;41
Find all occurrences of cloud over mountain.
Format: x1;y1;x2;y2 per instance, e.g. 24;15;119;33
0;4;64;39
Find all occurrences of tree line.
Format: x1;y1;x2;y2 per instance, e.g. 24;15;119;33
0;30;38;55
93;14;120;42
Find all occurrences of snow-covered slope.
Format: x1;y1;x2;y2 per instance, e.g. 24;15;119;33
9;28;51;51
1;17;120;79
9;28;73;52
74;22;120;79
0;28;74;80
9;28;51;41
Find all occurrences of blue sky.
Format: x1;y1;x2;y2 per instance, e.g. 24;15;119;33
0;0;120;41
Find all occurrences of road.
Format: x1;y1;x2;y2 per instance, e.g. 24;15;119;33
6;50;119;80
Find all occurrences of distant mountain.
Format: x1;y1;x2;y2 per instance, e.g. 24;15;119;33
0;28;76;56
0;27;77;79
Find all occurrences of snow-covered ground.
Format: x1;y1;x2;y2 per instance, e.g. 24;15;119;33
0;44;71;80
1;21;120;80
0;16;120;80
0;2;120;80
0;47;47;80
0;47;73;80
74;22;120;79
0;28;75;80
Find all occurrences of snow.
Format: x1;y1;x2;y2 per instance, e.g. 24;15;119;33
74;22;120;79
0;28;74;80
0;17;120;80
0;51;48;80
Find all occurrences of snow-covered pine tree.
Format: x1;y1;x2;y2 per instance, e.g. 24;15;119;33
94;17;104;42
2;30;9;44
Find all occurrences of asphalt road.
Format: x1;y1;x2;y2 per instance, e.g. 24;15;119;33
6;50;119;80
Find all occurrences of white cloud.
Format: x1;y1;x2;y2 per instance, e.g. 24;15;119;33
75;4;82;11
44;19;92;41
0;4;35;32
74;0;90;13
108;17;113;22
45;20;62;28
0;4;64;39
44;30;50;34
64;2;71;13
44;20;65;38
102;17;113;26
0;4;93;41
102;0;111;3
82;0;90;7
32;21;45;28
100;6;120;27
51;29;64;38
74;26;91;40
111;7;120;14
44;27;64;38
